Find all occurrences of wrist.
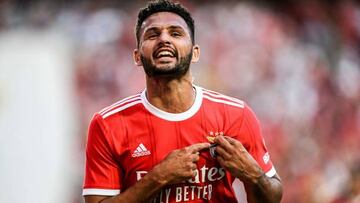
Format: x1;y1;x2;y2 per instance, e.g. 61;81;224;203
243;168;266;185
253;171;267;185
147;165;169;187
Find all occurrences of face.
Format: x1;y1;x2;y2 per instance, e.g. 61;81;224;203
134;12;199;78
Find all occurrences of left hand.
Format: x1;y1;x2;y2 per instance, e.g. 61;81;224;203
214;135;265;183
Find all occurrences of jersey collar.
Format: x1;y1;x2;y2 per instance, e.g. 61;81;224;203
141;85;203;121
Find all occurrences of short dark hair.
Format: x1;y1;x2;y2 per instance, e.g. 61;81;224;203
135;0;195;46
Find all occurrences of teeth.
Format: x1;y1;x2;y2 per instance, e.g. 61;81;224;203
157;50;174;57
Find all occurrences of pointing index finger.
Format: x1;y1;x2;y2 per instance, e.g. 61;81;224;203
188;143;211;153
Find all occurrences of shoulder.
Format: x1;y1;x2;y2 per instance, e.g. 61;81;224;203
97;93;143;119
200;87;245;109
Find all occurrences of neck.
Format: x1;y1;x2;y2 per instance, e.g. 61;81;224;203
145;72;195;113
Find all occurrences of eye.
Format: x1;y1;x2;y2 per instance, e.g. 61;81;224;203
171;31;182;37
144;30;159;40
147;33;158;39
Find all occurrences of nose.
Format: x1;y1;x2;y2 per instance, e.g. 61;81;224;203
158;32;171;44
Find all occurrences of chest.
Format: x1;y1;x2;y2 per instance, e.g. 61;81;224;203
109;108;244;202
117;111;235;177
128;111;233;159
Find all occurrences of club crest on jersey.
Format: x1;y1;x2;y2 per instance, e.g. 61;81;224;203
132;143;151;157
206;131;223;158
206;131;224;143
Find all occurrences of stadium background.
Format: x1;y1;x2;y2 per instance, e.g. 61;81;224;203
0;0;359;202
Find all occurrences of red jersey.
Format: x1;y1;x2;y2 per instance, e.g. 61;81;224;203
83;85;276;202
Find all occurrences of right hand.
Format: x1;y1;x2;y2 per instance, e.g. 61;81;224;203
151;142;210;185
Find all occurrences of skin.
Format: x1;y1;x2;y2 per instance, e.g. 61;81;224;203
134;12;200;114
214;136;283;203
85;11;282;203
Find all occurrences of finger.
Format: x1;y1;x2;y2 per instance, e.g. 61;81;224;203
215;146;232;160
223;136;237;145
191;163;197;170
186;162;197;171
190;154;200;162
216;155;227;167
188;142;211;153
214;136;233;151
223;136;245;149
192;169;198;177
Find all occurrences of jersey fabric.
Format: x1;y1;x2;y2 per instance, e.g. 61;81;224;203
83;85;276;203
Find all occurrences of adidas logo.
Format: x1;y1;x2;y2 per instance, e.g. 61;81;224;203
132;143;151;157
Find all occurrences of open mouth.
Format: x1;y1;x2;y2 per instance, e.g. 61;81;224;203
154;47;176;59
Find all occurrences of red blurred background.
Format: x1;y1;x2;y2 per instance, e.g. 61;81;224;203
0;0;359;202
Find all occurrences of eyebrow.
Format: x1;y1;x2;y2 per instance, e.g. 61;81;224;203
167;25;186;30
144;25;186;33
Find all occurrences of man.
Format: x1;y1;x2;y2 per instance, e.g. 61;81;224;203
83;1;283;203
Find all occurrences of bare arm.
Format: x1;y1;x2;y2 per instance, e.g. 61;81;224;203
85;169;167;203
214;136;283;203
244;173;282;203
84;143;210;203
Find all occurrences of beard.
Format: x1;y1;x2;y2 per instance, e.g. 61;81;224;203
140;50;192;78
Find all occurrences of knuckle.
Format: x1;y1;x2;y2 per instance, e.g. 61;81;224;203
183;147;191;154
193;155;199;160
192;164;197;169
228;146;235;152
194;156;200;162
225;160;233;167
190;153;198;159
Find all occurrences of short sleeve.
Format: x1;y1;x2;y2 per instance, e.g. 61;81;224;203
82;114;122;196
239;105;276;177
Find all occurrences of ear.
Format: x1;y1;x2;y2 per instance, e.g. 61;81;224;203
191;45;200;63
133;49;142;66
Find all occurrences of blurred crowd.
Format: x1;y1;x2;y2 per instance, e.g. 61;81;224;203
1;0;359;202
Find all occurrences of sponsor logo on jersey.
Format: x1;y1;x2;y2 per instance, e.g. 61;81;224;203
132;143;151;157
136;165;226;183
136;165;225;202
